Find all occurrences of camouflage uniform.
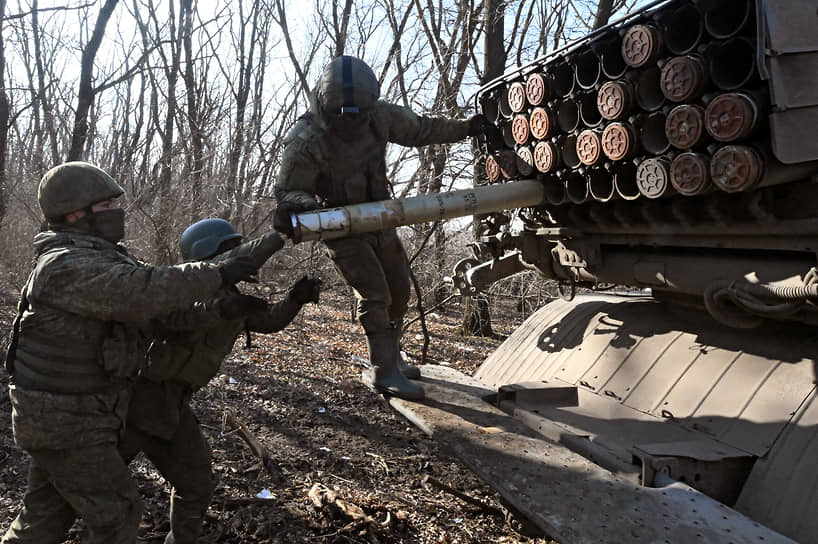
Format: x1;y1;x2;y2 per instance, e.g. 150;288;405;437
2;230;225;544
275;98;468;332
274;56;471;400
118;231;310;544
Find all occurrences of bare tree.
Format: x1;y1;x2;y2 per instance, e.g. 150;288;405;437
0;0;9;227
67;0;119;161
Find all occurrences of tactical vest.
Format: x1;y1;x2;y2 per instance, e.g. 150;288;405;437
143;320;243;390
9;241;143;394
295;113;391;207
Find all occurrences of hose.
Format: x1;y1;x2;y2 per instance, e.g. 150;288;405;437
703;275;818;328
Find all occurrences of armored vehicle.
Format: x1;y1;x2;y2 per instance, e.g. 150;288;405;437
291;1;818;541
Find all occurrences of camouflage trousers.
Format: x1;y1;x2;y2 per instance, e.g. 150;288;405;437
1;443;142;544
119;395;216;544
325;229;411;334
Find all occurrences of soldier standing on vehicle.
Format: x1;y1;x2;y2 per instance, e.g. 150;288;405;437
1;163;258;544
118;218;321;544
273;55;487;401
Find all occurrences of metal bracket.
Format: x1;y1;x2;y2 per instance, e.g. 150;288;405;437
551;240;600;269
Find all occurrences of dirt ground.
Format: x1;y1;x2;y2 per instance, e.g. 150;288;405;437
0;285;557;544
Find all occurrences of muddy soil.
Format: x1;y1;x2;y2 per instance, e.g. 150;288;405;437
0;287;556;543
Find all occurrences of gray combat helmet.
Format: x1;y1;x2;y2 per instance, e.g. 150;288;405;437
38;162;124;221
317;55;380;116
180;218;243;262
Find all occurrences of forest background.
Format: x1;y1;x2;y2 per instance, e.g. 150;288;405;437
0;0;639;310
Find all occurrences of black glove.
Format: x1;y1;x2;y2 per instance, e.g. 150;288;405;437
288;275;322;305
467;114;489;137
273;201;317;237
215;294;268;320
217;256;258;286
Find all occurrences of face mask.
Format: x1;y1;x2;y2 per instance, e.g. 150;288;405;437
88;208;126;243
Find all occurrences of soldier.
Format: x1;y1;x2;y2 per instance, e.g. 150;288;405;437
118;218;321;544
273;55;487;401
2;162;258;544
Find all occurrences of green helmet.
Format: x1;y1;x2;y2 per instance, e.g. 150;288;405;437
38;162;124;221
317;56;380;116
180;218;243;262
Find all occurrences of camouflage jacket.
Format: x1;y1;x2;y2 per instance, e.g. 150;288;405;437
132;233;302;439
8;230;223;450
274;99;470;208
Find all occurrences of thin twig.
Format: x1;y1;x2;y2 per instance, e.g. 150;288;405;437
422;475;505;517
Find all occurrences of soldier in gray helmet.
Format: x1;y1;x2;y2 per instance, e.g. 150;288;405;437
2;162;258;544
118;218;320;544
274;55;488;401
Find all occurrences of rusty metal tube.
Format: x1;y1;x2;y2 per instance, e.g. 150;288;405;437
565;170;590;204
481;93;501;124
704;0;752;40
621;23;664;68
588;167;616;202
637;112;671;155
636;156;674;199
708;38;756;91
660;54;709;103
575;49;601;89
542;173;567;205
557;99;581;133
549;60;576;97
613;161;640;200
525;72;550;106
704;92;763;142
598;37;628;79
561;134;582;169
578;90;603;128
670;151;712;196
634;66;666;112
664;3;704;55
710;145;818;193
290;179;546;243
665;104;706;149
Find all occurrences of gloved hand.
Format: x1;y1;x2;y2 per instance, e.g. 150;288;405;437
217;256;258;286
467;114;489;137
288;275;322;305
215;294;268;320
273;201;317;237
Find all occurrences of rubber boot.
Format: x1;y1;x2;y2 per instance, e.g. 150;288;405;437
393;319;421;379
363;331;424;400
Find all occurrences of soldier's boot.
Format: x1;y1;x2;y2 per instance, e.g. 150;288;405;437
393;319;421;380
363;331;424;400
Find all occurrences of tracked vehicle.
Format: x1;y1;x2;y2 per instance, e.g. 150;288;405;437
291;1;818;541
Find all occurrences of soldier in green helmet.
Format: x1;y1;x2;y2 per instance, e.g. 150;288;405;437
274;55;487;401
2;162;258;544
118;218;320;544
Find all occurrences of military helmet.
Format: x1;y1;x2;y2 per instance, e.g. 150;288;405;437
180;218;243;262
38;162;124;221
317;55;380;115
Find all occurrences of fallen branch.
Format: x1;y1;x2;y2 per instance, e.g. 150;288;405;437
223;411;286;483
422;475;505;517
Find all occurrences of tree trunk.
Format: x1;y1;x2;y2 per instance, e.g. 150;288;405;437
67;0;119;161
0;0;9;228
462;0;505;336
593;0;615;30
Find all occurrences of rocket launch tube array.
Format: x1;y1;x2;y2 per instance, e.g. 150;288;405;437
478;0;818;205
